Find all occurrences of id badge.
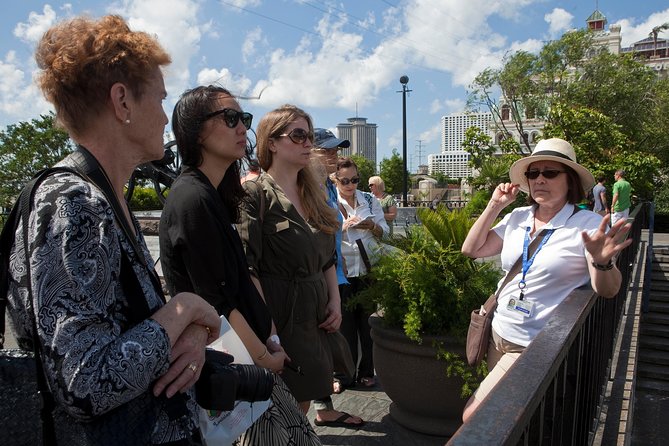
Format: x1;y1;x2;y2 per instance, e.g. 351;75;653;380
506;294;534;318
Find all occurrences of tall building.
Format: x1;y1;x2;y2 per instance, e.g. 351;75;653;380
428;112;492;178
336;117;378;165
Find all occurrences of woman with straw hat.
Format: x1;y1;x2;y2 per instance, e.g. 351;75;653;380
460;138;632;422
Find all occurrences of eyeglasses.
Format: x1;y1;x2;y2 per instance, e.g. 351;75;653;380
204;108;253;130
524;169;565;180
336;176;360;186
278;128;313;144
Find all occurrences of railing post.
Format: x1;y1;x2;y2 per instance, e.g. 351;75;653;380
642;201;655;313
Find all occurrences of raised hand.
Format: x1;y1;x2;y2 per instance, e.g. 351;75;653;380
582;213;632;264
490;183;521;209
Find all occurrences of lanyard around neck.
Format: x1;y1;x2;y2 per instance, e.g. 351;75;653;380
518;226;555;298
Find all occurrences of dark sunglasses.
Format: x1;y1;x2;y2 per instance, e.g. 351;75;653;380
204;108;253;130
278;128;313;144
524;169;565;180
337;176;360;186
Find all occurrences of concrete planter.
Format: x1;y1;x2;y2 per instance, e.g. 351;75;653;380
369;314;467;436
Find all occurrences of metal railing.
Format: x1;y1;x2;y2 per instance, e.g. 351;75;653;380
447;202;650;446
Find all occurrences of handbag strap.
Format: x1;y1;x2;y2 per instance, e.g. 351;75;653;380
493;206;581;301
355;239;373;273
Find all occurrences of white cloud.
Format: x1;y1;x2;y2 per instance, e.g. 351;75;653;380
544;8;574;39
108;0;203;104
613;9;669;47
0;55;51;119
242;0;535;111
430;98;466;115
196;68;253;95
242;27;264;63
224;0;261;8
418;124;441;144
13;5;57;44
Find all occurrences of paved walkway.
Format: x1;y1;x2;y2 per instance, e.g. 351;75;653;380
305;385;449;446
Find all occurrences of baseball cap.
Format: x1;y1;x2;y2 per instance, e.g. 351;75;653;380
313;128;350;150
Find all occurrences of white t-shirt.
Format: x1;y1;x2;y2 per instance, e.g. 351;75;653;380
490;203;602;347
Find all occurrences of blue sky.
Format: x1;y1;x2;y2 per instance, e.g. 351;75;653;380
1;0;668;170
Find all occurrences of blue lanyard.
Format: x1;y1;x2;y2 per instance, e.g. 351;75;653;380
518;227;555;298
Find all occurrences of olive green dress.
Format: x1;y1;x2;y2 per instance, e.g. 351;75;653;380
239;174;337;402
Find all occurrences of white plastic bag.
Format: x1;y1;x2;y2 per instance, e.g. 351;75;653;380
199;316;271;446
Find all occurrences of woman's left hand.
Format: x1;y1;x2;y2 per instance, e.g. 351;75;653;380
153;323;208;398
318;299;342;333
582;213;633;264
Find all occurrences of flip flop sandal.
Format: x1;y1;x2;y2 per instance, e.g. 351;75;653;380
359;376;376;387
314;412;365;429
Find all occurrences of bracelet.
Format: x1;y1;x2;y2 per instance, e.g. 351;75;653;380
591;259;614;271
257;346;269;361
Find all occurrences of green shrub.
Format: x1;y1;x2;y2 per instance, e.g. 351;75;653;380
358;207;501;341
127;186;164;211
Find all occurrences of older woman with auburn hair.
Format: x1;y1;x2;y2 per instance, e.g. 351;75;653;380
239;105;364;428
6;15;220;444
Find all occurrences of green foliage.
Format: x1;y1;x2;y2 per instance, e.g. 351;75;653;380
544;103;661;200
127;186;165;211
463;189;492;216
0;113;74;207
462;126;495;170
655;170;669;215
379;149;409;194
351;154;375;193
358;207;501;341
438;348;488;398
469;26;669;201
431;171;450;187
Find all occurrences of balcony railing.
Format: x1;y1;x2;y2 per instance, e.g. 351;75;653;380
447;202;650;446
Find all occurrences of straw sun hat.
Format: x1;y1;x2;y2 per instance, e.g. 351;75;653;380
509;138;595;194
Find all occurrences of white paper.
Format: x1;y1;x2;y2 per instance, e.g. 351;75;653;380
199;316;271;446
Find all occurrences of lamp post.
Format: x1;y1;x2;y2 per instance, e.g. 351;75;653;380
398;75;411;207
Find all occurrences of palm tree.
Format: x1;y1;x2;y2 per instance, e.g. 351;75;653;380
650;23;669;58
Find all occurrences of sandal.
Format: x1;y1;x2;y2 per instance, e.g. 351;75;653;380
359;376;376;388
314;411;365;429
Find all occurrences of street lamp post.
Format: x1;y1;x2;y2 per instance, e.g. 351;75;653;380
398;75;411;207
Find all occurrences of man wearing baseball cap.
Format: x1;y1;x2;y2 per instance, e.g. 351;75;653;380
310;128;365;428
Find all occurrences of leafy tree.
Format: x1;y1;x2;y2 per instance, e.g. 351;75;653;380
468;27;668;201
0;113;74;207
461;126;495;170
350;154;375;193
543;103;661;199
379;149;409;195
431;171;450;187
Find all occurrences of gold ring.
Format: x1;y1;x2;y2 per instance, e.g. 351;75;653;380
188;362;198;374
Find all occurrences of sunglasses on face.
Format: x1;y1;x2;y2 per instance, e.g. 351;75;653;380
278;128;314;144
524;169;565;180
204;108;253;130
337;176;360;186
